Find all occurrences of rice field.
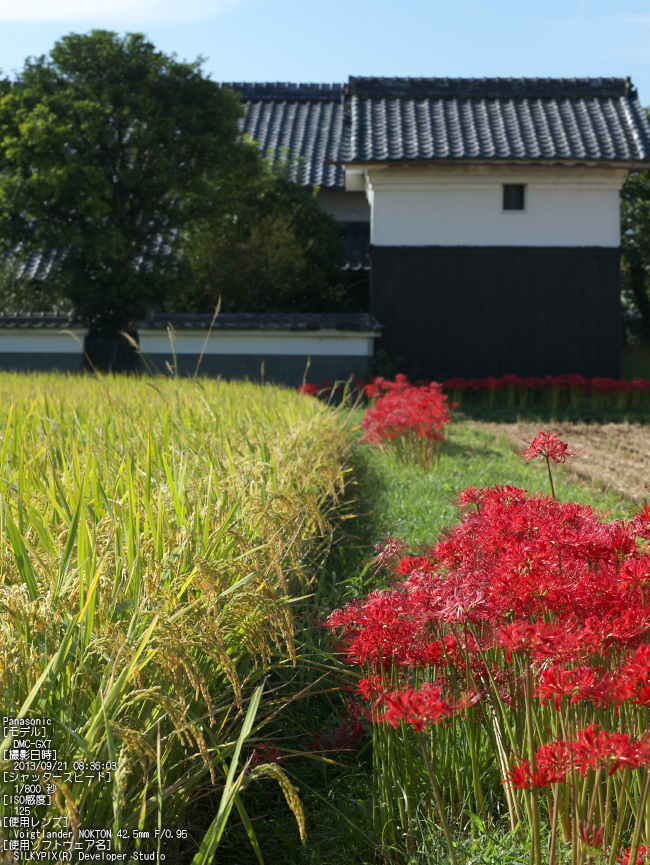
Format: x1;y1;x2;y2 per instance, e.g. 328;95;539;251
0;374;352;863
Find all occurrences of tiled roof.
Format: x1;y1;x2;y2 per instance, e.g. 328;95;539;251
221;77;650;183
5;232;176;288
0;311;87;329
138;312;382;331
13;249;64;281
344;77;650;164
220;83;345;187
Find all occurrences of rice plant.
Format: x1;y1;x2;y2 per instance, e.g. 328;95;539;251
0;373;351;863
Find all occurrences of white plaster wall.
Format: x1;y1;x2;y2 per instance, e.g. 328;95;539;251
0;330;88;353
359;164;629;247
138;329;378;357
318;190;371;223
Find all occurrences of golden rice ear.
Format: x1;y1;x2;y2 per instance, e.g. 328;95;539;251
118;330;139;350
247;762;307;844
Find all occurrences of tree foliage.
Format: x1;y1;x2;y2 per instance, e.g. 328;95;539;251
621;168;650;343
178;149;348;314
0;31;244;333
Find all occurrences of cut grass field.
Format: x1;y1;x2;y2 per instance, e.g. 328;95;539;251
463;420;650;503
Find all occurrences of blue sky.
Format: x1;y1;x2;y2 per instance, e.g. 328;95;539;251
1;0;650;105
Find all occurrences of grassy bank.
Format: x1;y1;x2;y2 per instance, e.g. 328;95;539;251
238;415;636;865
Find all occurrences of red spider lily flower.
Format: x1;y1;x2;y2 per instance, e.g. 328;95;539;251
327;479;650;667
441;377;468;392
628;505;650;541
537;666;575;711
618;845;650;864
457;485;484;507
504;740;572;789
532;765;567;787
396;555;435;575
622;644;650;680
514;431;585;464
371;534;408;569
617;644;650;704
362;380;453;446
503;758;569;790
374;683;480;731
325;586;439;667
250;741;286;766
537;665;623;710
503;760;534;789
591;377;619;393
363;381;381;399
357;674;383;701
498;621;580;663
627;681;650;706
578;822;604;849
535;741;571;783
566;725;649;776
326;475;650;727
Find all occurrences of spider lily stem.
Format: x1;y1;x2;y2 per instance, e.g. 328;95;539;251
419;730;458;865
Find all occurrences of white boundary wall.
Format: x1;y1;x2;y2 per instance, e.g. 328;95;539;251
0;330;88;353
355;164;629;247
138;329;378;357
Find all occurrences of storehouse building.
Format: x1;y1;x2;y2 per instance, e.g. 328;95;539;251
226;76;650;379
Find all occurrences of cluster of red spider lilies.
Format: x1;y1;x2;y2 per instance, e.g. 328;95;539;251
301;374;454;468
442;375;650;411
361;377;454;469
299;373;650;412
327;434;650;865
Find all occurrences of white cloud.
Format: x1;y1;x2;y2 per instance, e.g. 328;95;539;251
0;0;242;23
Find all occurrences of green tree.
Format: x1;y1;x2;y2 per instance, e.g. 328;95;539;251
179;149;347;314
621;168;650;343
0;31;244;334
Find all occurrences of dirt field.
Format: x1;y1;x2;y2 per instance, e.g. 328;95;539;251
467;421;650;503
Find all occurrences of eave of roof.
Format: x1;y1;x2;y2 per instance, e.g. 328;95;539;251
138;312;382;331
337;157;650;169
0;311;87;329
223;76;650;181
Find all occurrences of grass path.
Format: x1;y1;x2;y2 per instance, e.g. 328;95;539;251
352;419;630;556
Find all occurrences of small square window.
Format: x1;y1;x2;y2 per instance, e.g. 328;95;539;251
503;184;525;211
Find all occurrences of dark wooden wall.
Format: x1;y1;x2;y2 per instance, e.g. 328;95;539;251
370;246;621;379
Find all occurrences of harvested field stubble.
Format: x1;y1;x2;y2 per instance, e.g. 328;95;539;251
467;420;650;502
0;374;351;861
